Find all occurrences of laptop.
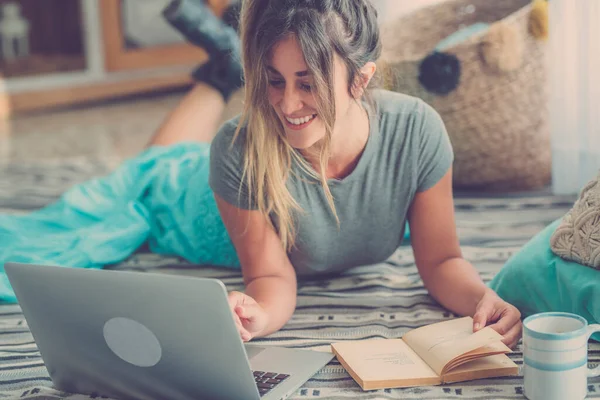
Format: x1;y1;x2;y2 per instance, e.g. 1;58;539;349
4;262;334;400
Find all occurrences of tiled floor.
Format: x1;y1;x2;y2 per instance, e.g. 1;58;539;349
0;88;245;168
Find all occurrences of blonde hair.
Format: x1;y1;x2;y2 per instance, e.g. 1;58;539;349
234;0;382;251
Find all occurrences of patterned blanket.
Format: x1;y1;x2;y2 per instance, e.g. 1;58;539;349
1;161;598;399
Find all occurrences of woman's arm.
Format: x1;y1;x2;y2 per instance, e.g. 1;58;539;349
215;193;297;339
407;169;522;347
408;169;485;315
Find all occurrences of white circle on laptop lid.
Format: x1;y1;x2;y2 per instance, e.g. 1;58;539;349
103;317;162;367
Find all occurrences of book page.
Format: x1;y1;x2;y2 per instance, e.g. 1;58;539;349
463;341;512;357
402;317;505;376
444;341;512;372
442;354;519;383
331;339;440;390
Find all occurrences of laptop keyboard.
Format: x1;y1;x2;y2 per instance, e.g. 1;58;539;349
253;371;290;397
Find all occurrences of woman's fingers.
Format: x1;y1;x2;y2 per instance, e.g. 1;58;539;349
228;291;253;341
235;305;250;320
230;309;250;341
500;319;523;349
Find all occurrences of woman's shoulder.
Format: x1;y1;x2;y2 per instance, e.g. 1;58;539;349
371;89;438;119
211;115;247;156
214;114;245;140
371;90;445;143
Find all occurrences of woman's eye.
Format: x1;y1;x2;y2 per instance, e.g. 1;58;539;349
300;83;312;92
268;80;284;88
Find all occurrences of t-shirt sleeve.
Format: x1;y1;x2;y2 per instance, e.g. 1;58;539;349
415;100;454;192
209;117;257;210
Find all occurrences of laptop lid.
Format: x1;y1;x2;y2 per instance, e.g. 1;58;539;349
4;262;261;400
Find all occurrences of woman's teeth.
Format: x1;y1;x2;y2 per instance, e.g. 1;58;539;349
285;114;316;126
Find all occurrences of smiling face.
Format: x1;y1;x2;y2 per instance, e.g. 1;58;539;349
267;35;355;150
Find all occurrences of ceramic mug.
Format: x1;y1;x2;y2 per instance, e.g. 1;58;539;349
523;312;600;400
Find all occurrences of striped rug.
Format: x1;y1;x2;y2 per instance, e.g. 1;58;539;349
1;161;599;399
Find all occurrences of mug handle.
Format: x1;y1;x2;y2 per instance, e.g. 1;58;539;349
587;324;600;378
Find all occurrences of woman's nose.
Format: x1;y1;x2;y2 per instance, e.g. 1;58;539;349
280;87;303;115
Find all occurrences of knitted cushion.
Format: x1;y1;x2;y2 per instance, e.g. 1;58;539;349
550;172;600;269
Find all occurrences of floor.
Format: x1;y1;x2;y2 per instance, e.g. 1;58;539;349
0;88;245;168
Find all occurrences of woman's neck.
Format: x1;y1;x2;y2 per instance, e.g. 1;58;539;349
322;101;370;180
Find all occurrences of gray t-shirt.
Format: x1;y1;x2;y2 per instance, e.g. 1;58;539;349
209;90;453;275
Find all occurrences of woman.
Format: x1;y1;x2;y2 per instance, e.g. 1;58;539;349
1;0;522;348
203;0;522;347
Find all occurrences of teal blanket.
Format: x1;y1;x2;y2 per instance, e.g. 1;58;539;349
0;143;240;303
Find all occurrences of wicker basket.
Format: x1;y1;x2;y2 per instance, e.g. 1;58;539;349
380;0;550;191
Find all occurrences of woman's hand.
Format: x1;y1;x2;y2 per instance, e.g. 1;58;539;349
228;291;270;342
473;288;522;348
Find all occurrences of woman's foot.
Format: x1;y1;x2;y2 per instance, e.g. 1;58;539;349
222;1;242;32
163;0;243;101
191;53;243;102
163;0;239;57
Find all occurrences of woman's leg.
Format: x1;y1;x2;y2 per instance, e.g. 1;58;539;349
149;0;242;147
148;82;226;146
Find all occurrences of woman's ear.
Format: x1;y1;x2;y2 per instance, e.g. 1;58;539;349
352;61;377;98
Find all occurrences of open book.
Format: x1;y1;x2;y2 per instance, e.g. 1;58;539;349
331;317;519;390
